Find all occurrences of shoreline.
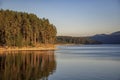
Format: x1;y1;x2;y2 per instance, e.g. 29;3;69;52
0;44;56;51
0;44;80;51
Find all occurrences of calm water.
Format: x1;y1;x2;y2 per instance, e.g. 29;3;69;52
0;44;120;80
50;44;120;80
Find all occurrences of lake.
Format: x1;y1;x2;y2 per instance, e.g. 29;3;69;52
0;44;120;80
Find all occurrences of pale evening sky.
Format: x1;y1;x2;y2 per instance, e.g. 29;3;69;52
0;0;120;36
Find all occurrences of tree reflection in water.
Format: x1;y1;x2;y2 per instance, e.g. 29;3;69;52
0;50;56;80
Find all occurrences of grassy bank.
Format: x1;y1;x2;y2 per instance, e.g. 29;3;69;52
0;44;56;51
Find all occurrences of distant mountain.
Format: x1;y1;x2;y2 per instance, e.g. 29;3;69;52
56;31;120;44
90;31;120;44
111;31;120;35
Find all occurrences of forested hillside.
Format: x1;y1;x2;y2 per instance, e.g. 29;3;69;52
0;9;57;47
56;36;101;44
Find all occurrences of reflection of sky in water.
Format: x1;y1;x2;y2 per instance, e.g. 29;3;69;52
49;44;120;80
56;44;120;59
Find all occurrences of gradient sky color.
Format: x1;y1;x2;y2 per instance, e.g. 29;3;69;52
0;0;120;36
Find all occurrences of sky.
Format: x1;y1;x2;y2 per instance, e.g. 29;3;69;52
0;0;120;36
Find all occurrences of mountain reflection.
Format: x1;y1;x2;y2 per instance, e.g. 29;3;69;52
0;51;56;80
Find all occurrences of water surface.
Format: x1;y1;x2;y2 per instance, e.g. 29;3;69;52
0;44;120;80
0;51;56;80
49;44;120;80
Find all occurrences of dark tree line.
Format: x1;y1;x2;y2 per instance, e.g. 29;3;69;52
56;36;102;44
0;9;57;47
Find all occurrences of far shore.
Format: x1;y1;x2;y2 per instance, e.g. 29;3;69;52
0;44;57;52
